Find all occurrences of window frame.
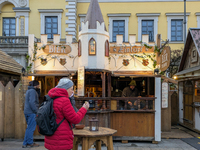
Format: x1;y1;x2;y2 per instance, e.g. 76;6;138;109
45;16;58;39
166;13;190;43
171;19;183;42
3;17;16;36
141;20;154;42
38;9;63;38
108;14;130;42
137;13;160;42
88;38;96;56
196;13;200;28
112;20;125;42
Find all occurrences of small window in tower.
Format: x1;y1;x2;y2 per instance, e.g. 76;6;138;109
89;38;96;55
105;40;109;57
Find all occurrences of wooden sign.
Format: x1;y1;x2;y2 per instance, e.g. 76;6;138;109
110;46;154;54
43;44;71;54
162;82;168;108
77;66;85;96
160;46;171;72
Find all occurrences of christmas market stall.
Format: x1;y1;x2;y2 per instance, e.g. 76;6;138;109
27;0;162;142
176;28;200;132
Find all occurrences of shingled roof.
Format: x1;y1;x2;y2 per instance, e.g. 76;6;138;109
84;0;106;31
178;28;200;72
0;50;22;75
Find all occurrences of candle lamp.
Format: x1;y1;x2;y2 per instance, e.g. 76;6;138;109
89;117;99;131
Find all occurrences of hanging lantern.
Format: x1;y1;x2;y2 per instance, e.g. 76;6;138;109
122;59;129;66
41;58;47;66
89;117;99;131
142;59;149;66
59;58;66;66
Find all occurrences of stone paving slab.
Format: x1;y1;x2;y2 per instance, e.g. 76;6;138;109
0;139;197;150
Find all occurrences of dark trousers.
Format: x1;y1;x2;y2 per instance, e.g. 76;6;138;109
23;114;36;145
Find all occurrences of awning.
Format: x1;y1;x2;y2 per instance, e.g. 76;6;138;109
176;65;200;76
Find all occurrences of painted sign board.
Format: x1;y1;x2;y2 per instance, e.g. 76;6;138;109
43;44;71;54
78;66;85;96
160;46;171;72
110;46;154;54
162;82;168;108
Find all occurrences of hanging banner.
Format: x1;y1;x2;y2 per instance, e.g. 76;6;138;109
110;46;154;54
162;82;168;108
77;66;85;96
160;46;171;72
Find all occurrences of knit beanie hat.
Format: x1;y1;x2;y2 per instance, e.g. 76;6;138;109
56;77;74;90
29;80;39;86
129;80;136;86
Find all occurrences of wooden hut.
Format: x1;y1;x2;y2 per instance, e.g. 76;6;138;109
176;28;200;132
0;49;26;140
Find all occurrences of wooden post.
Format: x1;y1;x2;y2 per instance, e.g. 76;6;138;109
102;72;106;110
96;140;101;150
107;73;111;97
107;73;111;110
15;81;26;139
102;72;106;97
146;100;149;110
73;137;78;150
4;82;15;138
138;99;140;110
95;100;98;110
117;100;119;110
0;82;5;139
107;136;114;150
82;137;89;150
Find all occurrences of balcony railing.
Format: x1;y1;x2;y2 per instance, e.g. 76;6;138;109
0;36;28;44
75;97;156;112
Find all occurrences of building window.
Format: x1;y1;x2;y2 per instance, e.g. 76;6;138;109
113;20;125;42
3;18;16;36
108;14;130;42
89;38;96;55
171;20;183;42
137;13;160;42
38;9;63;38
142;20;154;42
45;16;58;39
166;13;190;43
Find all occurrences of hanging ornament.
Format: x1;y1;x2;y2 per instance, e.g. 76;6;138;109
59;58;67;66
122;59;129;66
142;59;149;66
41;58;47;66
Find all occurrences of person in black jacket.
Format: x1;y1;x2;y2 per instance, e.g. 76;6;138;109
22;80;40;148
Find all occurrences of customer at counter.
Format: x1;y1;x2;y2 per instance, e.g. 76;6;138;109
122;80;140;110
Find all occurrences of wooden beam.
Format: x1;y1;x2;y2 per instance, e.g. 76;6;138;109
102;72;106;97
107;73;111;97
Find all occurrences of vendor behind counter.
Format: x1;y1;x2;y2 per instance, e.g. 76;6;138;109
112;80;145;110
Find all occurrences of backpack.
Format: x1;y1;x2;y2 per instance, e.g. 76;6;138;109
36;95;70;136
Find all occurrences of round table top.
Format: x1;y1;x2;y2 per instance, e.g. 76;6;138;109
73;127;117;137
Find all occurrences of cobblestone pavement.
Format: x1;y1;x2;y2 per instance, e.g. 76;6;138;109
0;139;197;150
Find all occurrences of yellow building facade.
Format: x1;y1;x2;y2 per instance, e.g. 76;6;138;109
0;0;200;53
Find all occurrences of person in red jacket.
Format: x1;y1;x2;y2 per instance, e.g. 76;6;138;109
44;78;89;150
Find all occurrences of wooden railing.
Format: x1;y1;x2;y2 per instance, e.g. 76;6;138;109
0;36;28;44
75;97;156;112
